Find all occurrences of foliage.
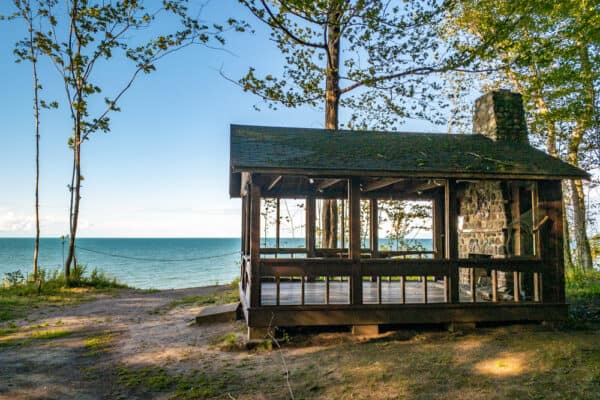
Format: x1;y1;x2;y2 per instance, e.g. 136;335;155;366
234;0;479;130
3;270;25;287
0;266;127;321
5;1;245;279
379;201;432;251
444;0;599;269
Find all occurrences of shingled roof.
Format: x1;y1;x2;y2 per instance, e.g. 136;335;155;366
230;124;588;196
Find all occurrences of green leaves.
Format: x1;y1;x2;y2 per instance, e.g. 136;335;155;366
236;0;463;130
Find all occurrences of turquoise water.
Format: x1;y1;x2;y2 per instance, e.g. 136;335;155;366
0;238;431;289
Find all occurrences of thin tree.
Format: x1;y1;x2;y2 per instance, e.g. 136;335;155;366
28;0;242;281
10;0;58;279
231;0;484;247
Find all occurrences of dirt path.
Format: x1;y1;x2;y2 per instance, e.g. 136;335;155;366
2;287;600;400
0;286;249;400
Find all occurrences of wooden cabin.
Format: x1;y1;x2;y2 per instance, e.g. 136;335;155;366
229;90;589;339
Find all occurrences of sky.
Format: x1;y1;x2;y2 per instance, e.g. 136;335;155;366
0;1;444;238
3;2;593;239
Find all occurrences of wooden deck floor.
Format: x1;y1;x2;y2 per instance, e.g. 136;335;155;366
261;280;449;305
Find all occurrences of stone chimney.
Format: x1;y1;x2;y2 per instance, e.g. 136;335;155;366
473;90;529;144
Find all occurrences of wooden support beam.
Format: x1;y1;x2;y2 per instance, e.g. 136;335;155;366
249;182;261;308
241;195;247;254
363;178;404;192
445;179;460;303
267;175;283;191
370;199;379;257
433;190;444;259
275;198;280;253
538;180;565;303
306;196;316;257
317;178;343;190
349;177;362;305
240;172;251;196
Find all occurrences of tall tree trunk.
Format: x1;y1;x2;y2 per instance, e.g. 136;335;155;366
567;124;593;269
28;11;41;279
321;7;341;248
64;116;82;281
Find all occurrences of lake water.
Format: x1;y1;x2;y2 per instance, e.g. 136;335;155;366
0;238;431;289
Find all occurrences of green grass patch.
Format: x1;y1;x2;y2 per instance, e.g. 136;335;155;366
84;332;116;355
0;266;128;322
165;287;238;311
31;328;72;340
117;366;225;399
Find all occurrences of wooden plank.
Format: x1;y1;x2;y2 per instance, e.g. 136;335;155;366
246;303;569;328
511;184;522;256
349;177;362;304
401;276;406;304
249;181;262;308
241;195;247;254
492;270;498;302
534;272;540;302
433;190;444;259
275;198;280;255
423;276;428;304
306;196;316;257
267;175;283;191
317;178;343;190
276;275;281;306
470;268;476;302
370;199;379;257
363;178;404;192
232;166;584;181
538;180;565;303
445;179;460;303
513;271;520;302
326;276;330;304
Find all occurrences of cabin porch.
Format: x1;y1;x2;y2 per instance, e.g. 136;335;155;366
237;174;568;338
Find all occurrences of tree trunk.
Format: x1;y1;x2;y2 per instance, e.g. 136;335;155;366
569;179;593;269
321;6;342;248
562;182;574;269
29;15;41;280
64;117;82;281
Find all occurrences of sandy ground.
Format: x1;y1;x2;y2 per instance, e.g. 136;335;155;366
2;286;599;400
0;286;252;400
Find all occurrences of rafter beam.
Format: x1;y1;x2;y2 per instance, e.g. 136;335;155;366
266;175;283;191
363;178;404;192
316;178;343;191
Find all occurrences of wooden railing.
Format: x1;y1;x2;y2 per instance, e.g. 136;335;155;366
258;247;436;259
238;256;547;307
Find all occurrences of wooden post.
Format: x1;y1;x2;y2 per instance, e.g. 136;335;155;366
249;181;262;308
538;180;565;303
306;196;316;257
445;179;460;303
511;184;521;302
275;198;280;255
349;177;362;305
241;195;247;254
433;190;445;259
370;199;379;258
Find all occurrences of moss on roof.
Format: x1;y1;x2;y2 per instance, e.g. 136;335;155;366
230;124;588;179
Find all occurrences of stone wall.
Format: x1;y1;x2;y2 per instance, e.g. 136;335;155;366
458;181;512;289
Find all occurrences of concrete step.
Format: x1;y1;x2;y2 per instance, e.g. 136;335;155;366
195;302;241;325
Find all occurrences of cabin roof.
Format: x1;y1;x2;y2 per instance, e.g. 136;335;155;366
229;124;589;197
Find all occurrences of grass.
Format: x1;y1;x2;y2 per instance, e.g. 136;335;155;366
117;367;226;399
162;284;239;312
31;328;72;340
0;265;128;322
84;332;117;356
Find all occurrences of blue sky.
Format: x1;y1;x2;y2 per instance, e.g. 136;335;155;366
0;1;449;238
